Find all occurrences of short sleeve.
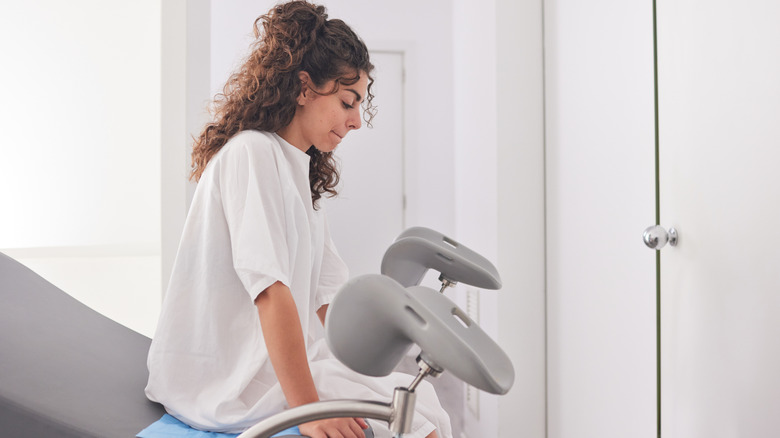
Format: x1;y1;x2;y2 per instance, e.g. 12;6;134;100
315;213;349;308
218;133;291;301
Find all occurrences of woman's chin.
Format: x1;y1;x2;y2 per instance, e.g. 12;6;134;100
314;143;339;153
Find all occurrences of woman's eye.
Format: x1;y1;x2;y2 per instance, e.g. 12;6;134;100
342;101;354;109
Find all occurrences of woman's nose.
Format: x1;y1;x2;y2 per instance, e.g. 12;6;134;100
348;109;362;131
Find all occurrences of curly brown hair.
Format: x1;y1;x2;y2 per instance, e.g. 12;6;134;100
190;0;375;208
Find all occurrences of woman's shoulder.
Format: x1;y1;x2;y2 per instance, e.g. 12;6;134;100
200;130;283;182
222;130;280;156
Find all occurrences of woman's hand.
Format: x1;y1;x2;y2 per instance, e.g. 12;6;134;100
299;417;369;438
256;283;369;437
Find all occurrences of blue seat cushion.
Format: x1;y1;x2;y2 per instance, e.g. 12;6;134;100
137;414;303;437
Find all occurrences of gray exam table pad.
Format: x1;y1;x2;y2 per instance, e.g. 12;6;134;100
0;252;165;437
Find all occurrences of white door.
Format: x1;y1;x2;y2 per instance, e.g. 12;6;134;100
657;1;780;436
544;0;658;436
326;51;405;278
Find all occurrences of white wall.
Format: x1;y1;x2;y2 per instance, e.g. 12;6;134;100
0;0;163;337
0;1;161;248
452;0;499;435
454;0;547;437
160;0;211;296
495;1;548;437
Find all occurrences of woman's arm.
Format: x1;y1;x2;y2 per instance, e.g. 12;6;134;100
255;282;367;437
255;281;319;407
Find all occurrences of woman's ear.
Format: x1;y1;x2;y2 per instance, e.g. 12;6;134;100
297;71;312;106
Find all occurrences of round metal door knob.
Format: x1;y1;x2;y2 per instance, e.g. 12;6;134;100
643;225;678;250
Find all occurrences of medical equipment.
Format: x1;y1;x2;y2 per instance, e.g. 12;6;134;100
238;229;513;438
381;227;502;292
238;275;514;438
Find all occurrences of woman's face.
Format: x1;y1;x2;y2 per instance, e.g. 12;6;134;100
283;71;369;153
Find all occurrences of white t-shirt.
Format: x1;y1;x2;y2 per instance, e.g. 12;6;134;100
145;130;347;431
145;130;452;438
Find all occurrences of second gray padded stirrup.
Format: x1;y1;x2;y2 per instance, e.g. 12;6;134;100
325;274;514;395
381;227;502;291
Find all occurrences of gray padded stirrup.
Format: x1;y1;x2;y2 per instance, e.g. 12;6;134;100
380;227;502;290
325;274;514;395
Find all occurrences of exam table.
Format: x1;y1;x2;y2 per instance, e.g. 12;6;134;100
0;251;165;437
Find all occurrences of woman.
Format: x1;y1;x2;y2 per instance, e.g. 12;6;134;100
145;2;451;438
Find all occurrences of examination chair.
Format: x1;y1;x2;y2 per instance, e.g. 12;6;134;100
0;227;511;437
0;252;165;437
